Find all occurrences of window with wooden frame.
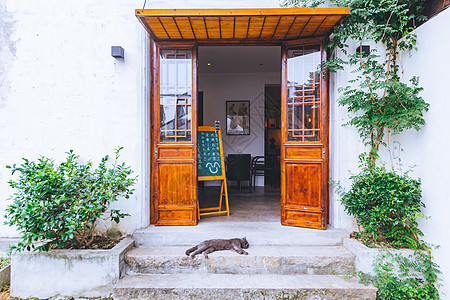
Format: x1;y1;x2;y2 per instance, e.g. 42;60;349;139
159;49;192;142
286;45;321;142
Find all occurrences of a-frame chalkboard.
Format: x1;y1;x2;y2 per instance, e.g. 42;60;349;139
198;122;229;217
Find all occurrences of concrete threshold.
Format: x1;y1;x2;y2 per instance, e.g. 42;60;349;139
134;222;351;246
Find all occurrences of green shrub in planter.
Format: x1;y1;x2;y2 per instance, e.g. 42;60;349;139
338;165;424;249
5;147;137;252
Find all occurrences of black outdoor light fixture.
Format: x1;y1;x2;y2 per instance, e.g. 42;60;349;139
111;46;124;59
356;45;370;57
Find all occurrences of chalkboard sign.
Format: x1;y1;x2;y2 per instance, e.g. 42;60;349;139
197;123;229;217
198;131;222;178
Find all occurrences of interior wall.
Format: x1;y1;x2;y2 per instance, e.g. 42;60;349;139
198;71;280;186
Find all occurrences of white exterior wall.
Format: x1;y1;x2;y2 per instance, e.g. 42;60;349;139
330;9;450;297
398;9;450;297
0;0;280;236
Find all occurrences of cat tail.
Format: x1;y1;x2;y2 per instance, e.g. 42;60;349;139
185;246;197;256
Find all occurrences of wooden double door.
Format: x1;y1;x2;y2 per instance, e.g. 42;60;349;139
150;40;329;229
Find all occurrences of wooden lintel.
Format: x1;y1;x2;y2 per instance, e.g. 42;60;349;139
135;7;350;17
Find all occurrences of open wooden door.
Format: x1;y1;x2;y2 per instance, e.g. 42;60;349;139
280;40;329;230
150;41;198;225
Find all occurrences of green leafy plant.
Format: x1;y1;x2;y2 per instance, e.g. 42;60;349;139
283;0;429;168
336;160;424;249
5;147;137;252
359;249;441;299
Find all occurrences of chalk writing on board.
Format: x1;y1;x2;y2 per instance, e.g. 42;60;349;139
198;129;223;178
206;162;220;174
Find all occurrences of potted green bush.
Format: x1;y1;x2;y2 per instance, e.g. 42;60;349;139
5;147;137;298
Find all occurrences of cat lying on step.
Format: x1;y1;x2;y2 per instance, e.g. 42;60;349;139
185;237;249;259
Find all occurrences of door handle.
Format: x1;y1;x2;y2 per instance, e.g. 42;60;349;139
154;148;158;159
322;148;326;159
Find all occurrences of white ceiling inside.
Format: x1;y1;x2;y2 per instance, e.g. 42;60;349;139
198;46;281;74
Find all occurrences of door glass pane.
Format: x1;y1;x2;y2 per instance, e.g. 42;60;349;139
160;49;192;142
287;45;321;142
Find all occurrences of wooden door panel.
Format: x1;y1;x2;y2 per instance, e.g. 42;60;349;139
281;41;328;230
151;42;198;226
285;163;321;207
157;163;195;206
285;147;322;159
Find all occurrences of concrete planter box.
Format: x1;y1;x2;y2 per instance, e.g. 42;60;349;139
343;238;417;275
0;264;10;287
10;237;134;299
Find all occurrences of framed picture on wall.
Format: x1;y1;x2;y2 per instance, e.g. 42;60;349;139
226;101;250;135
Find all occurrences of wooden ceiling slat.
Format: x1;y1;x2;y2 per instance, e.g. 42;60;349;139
234;17;250;39
174;17;195;39
205;17;221;39
203;17;209;39
270;16;282;39
247;16;265;39
145;17;169;39
190;17;208;39
137;8;350;42
273;16;296;39
311;16;327;36
300;16;326;37
159;17;182;39
285;16;310;39
220;17;234;39
259;16;281;39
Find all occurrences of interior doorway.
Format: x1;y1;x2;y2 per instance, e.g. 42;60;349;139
197;46;281;222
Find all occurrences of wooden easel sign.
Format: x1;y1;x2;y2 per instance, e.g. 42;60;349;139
197;121;229;217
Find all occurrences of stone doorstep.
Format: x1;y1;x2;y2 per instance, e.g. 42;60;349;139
125;245;356;275
133;222;351;246
113;273;378;300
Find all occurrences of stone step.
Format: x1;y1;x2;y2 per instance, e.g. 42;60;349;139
125;245;355;275
133;222;350;246
113;274;377;300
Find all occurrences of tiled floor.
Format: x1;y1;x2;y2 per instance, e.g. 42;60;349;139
198;186;281;223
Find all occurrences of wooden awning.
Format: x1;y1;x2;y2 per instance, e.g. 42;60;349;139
135;8;350;44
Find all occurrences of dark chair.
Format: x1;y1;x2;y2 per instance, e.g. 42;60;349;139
226;154;252;192
251;156;276;190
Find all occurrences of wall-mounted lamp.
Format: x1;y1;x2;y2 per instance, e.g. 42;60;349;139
111;46;124;59
356;45;370;57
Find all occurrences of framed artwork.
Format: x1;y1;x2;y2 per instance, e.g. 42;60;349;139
226;101;250;135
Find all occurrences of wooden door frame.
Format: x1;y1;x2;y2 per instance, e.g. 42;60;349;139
150;39;198;225
149;37;329;226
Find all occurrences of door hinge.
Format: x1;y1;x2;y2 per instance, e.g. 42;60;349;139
322;148;326;159
154;148;158;159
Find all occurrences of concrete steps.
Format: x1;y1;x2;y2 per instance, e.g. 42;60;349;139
114;223;377;299
113;274;377;300
133;222;350;246
125;245;356;275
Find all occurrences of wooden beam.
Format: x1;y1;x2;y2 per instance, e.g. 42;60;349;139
136;7;350;17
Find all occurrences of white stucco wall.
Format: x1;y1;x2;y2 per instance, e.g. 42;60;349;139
330;8;450;297
397;9;450;297
0;0;282;236
0;0;152;236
